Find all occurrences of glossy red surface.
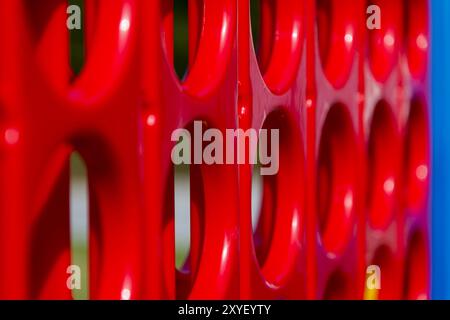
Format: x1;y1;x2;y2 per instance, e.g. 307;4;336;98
0;0;430;299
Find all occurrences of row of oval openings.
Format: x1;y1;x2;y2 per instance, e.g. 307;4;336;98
174;99;428;291
159;0;429;87
174;110;305;289
34;0;427;92
66;1;193;82
317;98;429;254
30;0;132;92
47;145;427;301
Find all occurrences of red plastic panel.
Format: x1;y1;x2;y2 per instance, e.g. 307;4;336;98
140;0;239;299
239;0;430;300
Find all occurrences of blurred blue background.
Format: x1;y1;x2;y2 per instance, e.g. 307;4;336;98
431;0;450;299
65;0;450;299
